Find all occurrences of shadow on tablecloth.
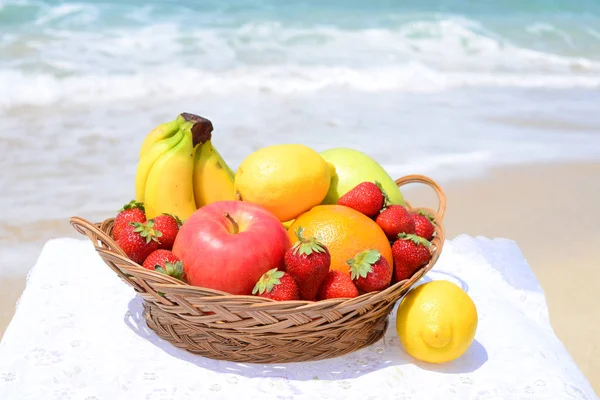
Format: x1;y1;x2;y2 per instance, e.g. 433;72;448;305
123;296;488;381
420;271;470;293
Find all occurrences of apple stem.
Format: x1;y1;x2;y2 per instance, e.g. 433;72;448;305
223;212;239;234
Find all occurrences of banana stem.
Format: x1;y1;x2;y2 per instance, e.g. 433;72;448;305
180;112;213;147
223;212;239;234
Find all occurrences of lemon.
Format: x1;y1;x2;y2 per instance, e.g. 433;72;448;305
234;144;332;222
395;280;478;364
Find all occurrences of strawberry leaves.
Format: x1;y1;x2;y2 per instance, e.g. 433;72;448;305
397;233;432;248
417;209;436;224
131;220;162;244
154;261;184;280
162;213;183;228
292;227;327;256
374;181;391;209
252;268;285;295
120;199;145;212
347;249;381;280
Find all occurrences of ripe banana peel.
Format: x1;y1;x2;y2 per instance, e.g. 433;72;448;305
138;116;183;158
135;126;184;202
135;112;237;221
193;137;237;208
143;120;198;220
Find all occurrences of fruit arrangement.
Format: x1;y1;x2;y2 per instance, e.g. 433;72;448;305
70;112;462;364
107;112;439;302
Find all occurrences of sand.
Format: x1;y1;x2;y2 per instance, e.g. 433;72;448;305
0;276;26;337
405;161;600;393
1;161;599;393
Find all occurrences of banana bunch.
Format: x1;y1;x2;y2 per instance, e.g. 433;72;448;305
135;112;236;220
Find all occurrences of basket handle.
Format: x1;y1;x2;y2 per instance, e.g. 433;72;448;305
70;216;127;257
70;216;190;302
395;174;446;221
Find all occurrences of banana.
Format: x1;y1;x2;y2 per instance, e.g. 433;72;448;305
192;134;237;208
143;117;206;221
138;115;184;158
135;127;185;202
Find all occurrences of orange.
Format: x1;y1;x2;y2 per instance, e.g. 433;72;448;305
288;205;393;274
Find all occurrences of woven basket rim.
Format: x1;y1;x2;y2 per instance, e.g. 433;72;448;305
94;237;435;307
70;174;446;310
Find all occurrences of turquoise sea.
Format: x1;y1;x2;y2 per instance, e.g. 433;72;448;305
1;0;600;274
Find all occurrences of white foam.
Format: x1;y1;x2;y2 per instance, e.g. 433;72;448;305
2;17;600;109
382;151;494;181
2;64;600;110
20;18;600;74
34;3;93;26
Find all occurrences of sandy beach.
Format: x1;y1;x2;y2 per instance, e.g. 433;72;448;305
1;161;599;393
4;1;600;397
405;161;600;393
0;277;26;338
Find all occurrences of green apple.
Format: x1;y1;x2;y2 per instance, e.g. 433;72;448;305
320;147;405;206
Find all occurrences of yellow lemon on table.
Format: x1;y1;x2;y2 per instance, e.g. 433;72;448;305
395;280;478;364
234;144;332;222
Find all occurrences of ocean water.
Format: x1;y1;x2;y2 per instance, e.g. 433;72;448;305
1;0;600;275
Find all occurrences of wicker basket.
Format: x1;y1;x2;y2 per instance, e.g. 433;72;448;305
70;174;446;363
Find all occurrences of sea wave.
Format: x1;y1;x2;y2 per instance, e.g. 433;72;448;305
382;151;494;179
2;64;600;109
5;18;600;72
2;15;600;108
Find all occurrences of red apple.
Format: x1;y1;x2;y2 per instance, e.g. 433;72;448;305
172;201;291;295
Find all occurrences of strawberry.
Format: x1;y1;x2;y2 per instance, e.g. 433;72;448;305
337;181;387;218
116;220;161;265
283;227;331;301
252;269;300;301
412;210;435;241
113;200;146;241
317;270;359;300
347;249;392;293
375;205;415;240
152;214;182;250
142;249;185;280
392;233;432;282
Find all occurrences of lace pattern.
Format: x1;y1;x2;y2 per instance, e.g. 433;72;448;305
0;237;596;399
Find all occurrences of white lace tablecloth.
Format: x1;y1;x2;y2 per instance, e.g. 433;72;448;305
0;236;597;400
